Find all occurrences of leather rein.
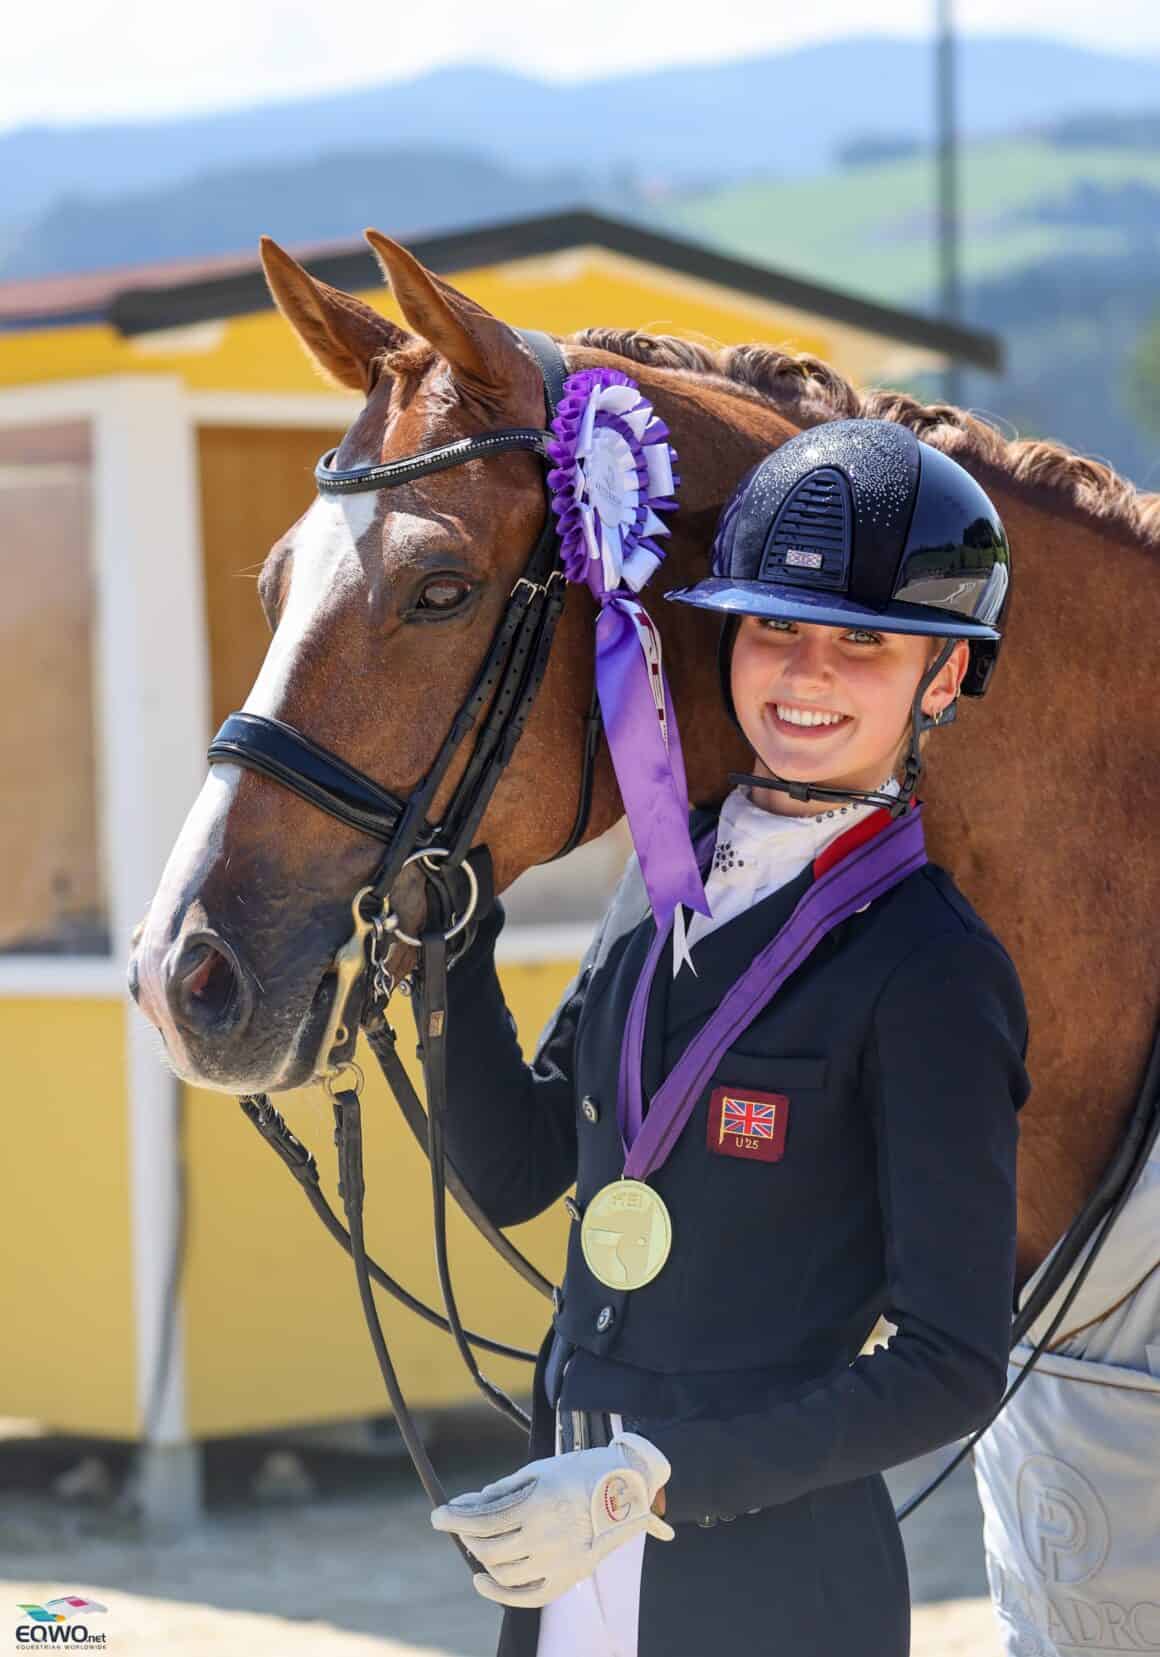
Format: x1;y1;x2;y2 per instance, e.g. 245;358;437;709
204;323;1160;1554
207;330;597;1566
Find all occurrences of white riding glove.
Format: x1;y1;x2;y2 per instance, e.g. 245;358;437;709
430;1431;675;1607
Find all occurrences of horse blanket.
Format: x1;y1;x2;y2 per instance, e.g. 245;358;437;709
973;1131;1160;1656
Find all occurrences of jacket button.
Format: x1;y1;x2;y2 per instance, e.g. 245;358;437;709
581;1096;600;1125
596;1306;615;1333
697;1514;717;1529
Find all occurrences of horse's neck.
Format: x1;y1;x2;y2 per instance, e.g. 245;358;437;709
634;369;790;806
920;484;1159;1275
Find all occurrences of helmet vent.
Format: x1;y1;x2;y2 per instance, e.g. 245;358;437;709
758;468;851;590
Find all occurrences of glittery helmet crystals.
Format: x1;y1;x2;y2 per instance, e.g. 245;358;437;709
665;418;1014;816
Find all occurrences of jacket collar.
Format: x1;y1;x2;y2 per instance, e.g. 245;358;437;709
812;799;913;877
645;797;916;1069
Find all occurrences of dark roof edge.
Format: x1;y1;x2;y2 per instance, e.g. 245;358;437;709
0;307;109;335
38;208;1002;371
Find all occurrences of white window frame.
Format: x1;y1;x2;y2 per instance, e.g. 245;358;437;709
0;375;597;1466
0;375;210;991
0;375;208;1451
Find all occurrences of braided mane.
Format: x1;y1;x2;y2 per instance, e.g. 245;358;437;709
575;327;1160;549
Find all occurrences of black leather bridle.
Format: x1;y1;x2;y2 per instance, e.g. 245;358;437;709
203;322;1160;1557
206;330;602;1566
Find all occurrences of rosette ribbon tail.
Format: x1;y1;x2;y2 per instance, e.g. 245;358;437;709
594;594;711;957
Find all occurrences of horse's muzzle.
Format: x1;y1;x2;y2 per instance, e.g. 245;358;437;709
163;929;253;1039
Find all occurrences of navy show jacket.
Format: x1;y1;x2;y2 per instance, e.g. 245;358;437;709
435;803;1030;1529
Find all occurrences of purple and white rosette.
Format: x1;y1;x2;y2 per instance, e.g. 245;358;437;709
547;367;710;960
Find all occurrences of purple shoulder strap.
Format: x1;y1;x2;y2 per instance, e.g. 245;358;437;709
617;805;927;1180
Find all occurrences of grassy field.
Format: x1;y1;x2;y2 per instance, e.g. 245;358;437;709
668;138;1160;307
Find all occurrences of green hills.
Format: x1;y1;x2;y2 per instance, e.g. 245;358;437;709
670;136;1160;307
668;131;1160;490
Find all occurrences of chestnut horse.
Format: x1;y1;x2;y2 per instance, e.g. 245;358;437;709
130;230;1159;1304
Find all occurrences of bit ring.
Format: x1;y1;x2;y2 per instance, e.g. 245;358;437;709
323;1059;365;1098
385;847;479;948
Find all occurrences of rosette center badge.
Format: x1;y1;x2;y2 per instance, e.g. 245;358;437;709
547;368;680;600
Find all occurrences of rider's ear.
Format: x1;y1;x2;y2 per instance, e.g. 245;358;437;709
364;228;542;409
260;235;410;394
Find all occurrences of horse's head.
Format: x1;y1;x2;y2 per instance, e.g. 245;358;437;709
129;235;773;1094
129;235;611;1091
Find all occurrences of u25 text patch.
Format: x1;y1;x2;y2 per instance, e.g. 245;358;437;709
707;1086;789;1163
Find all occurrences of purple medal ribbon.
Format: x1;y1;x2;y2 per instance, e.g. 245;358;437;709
616;805;928;1179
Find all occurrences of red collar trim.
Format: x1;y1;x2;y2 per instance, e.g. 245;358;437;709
811;795;918;879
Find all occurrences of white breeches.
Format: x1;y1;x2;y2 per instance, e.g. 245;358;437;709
535;1411;646;1657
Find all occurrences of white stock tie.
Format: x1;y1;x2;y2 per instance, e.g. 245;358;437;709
673;779;900;978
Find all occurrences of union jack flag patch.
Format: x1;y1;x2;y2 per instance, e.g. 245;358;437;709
707;1086;789;1163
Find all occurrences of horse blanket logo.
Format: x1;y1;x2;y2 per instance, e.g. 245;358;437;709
1016;1455;1110;1586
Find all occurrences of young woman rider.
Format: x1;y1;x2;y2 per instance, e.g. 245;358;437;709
425;417;1029;1657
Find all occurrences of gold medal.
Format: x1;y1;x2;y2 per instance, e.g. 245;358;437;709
580;1179;672;1291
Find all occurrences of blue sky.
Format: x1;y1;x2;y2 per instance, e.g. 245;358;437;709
5;0;1156;132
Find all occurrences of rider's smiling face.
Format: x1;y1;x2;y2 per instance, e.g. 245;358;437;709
729;615;967;817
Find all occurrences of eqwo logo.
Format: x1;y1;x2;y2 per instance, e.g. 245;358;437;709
15;1598;107;1647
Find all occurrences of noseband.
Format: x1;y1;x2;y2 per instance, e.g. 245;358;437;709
206;331;602;1565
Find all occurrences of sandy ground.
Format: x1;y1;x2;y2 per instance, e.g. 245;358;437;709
1;1416;1002;1655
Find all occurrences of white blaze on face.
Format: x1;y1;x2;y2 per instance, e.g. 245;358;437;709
131;469;385;1078
244;483;382;717
131;765;237;1070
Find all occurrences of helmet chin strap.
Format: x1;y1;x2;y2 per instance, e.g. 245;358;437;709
728;639;959;821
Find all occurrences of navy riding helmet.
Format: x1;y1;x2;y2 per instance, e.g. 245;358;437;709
665;417;1012;814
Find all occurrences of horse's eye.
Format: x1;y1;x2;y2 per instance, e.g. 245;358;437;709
417;576;471;613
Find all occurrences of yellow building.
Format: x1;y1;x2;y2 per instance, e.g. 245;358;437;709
0;209;1000;1528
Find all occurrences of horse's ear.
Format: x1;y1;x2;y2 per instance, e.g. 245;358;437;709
259;235;409;393
364;228;540;406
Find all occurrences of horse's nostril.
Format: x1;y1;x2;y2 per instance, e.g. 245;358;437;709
183;947;217;1000
169;935;246;1036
